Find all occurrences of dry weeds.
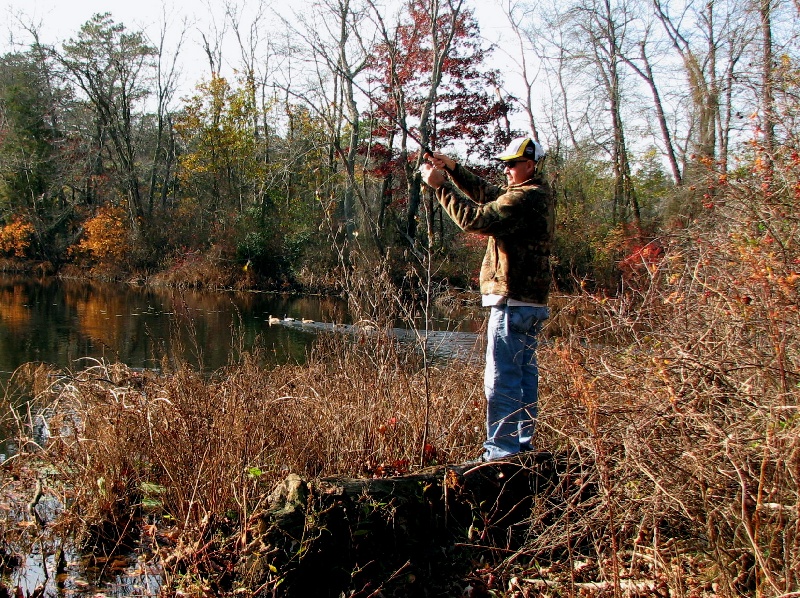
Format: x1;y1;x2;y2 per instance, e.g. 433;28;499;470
2;329;484;549
516;172;800;596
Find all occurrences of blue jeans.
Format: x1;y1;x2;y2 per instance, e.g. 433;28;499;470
483;304;549;460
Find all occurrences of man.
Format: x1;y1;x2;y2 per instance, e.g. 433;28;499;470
419;137;555;461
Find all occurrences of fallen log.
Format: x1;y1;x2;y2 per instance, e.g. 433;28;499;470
236;451;577;597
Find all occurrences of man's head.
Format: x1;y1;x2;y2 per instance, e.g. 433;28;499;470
495;137;544;185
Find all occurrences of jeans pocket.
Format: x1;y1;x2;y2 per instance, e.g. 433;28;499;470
509;308;536;335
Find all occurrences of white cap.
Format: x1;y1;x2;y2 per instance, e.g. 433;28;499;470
495;137;545;162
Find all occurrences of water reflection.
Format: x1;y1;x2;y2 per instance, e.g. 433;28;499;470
0;276;349;377
0;276;483;381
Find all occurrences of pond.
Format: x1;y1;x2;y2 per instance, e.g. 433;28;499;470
0;275;484;597
0;275;483;379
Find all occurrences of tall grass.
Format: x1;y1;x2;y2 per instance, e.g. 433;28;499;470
4;327;485;554
504;164;800;596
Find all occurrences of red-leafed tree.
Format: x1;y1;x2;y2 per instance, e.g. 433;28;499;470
363;0;513;246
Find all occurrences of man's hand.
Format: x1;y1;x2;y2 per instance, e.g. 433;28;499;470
425;152;456;171
419;162;446;189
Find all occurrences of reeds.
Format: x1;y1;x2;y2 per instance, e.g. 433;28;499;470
4;327;485;553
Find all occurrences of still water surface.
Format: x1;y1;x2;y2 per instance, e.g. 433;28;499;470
0;276;343;377
0;275;483;597
0;275;482;382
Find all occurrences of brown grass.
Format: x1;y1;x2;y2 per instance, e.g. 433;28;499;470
4;328;485;554
512;170;800;596
149;247;241;290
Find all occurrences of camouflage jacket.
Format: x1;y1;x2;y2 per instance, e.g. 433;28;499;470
435;163;555;304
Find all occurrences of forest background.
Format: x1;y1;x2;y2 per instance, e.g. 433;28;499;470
3;0;800;595
2;0;793;295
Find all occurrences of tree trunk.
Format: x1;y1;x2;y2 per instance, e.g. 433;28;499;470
590;0;640;227
760;0;775;162
622;42;683;186
654;0;720;167
403;0;464;245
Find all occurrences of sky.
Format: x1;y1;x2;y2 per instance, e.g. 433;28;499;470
0;0;514;45
0;0;536;144
0;0;522;91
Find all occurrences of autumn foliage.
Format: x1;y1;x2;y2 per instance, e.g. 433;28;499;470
3;137;800;595
2;3;800;595
73;204;132;271
0;216;35;258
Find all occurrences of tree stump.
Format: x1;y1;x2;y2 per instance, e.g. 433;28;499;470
237;451;571;597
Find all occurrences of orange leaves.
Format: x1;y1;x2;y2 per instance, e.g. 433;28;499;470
619;239;664;280
776;273;800;301
0;216;35;258
73;204;131;269
0;284;31;332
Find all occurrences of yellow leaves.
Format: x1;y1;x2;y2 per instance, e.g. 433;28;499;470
0;216;35;257
174;75;266;195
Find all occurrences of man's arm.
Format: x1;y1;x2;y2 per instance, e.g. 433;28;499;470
420;152;530;235
436;184;534;237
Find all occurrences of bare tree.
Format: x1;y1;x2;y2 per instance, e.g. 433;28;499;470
618;21;684;185
197;0;233;80
225;0;276;143
652;0;750;174
552;32;584;156
758;0;776;159
279;0;385;250
498;0;542;142
147;11;186;215
564;0;641;226
224;0;286;220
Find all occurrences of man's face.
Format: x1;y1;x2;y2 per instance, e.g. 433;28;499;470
502;158;536;185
